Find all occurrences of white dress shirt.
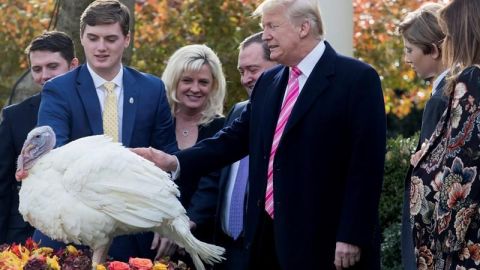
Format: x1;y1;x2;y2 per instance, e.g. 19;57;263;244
86;63;124;142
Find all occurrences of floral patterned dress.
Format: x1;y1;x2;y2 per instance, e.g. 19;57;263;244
410;66;480;270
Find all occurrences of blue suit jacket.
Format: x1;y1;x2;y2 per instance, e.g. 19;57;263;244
0;94;39;244
38;64;177;151
35;64;177;261
176;42;386;269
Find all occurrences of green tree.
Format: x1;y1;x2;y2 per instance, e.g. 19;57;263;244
133;0;261;111
353;0;448;119
0;0;53;108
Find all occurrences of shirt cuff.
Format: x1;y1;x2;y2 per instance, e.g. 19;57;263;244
171;156;180;180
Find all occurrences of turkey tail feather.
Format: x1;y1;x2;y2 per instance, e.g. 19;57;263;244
166;217;225;270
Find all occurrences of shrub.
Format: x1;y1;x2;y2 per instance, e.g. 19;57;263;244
380;134;418;270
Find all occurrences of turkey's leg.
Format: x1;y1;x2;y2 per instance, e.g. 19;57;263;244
91;240;112;268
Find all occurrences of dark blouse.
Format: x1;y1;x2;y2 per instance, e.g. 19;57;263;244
175;116;225;210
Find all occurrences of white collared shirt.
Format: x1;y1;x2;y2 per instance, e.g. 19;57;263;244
290;39;326;95
86;63;124;142
432;69;449;96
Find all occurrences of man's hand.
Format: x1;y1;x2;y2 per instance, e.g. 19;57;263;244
334;242;361;269
151;233;178;260
130;147;178;172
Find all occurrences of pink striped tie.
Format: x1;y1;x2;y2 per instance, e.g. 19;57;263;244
265;66;302;218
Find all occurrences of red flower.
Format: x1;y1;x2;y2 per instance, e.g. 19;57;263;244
129;257;153;270
25;237;38;251
10;243;23;258
108;261;131;270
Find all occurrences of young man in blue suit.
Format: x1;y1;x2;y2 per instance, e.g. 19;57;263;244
33;0;177;262
0;31;78;245
134;0;386;269
187;32;276;270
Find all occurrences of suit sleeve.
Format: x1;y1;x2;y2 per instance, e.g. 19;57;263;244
150;81;177;154
38;81;71;147
336;66;386;247
0;109;15;243
176;102;250;181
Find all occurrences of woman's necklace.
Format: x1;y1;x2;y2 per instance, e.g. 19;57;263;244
182;129;190;137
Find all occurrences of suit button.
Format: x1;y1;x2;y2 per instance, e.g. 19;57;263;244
257;200;261;207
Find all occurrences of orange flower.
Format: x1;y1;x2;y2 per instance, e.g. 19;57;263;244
129;257;153;270
108;261;131;270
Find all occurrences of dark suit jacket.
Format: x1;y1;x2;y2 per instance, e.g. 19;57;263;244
401;78;449;270
188;101;249;270
35;64;177;261
0;94;39;244
176;42;386;269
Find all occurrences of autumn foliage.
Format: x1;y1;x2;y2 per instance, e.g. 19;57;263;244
354;0;448;118
0;0;448;117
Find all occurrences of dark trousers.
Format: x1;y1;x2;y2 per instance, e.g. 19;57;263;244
214;233;249;270
248;212;281;270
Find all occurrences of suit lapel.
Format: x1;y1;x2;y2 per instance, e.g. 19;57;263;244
282;43;335;136
76;65;103;135
122;68;138;147
262;67;289;152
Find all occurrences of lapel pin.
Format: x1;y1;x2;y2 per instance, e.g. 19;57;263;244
129;97;134;104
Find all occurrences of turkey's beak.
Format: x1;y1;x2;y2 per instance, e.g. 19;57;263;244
22;142;34;155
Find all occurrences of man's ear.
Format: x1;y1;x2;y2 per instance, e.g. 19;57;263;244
299;20;311;39
70;58;79;69
430;43;441;60
124;31;131;48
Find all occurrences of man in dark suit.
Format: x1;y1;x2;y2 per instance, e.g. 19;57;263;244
133;0;386;269
33;0;177;261
0;31;78;245
187;32;276;270
397;3;448;269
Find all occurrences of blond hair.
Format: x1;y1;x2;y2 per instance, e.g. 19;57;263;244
398;2;445;55
162;44;226;125
253;0;323;38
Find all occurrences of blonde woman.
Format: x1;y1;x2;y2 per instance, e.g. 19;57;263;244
159;45;226;259
163;44;226;151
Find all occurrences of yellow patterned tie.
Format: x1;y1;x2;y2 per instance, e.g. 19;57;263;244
102;81;118;142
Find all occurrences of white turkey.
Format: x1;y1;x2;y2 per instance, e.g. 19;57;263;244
16;126;224;269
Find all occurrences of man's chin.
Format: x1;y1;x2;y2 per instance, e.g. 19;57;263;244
246;87;253;96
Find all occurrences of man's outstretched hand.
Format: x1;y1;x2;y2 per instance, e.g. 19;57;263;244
130;147;178;172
